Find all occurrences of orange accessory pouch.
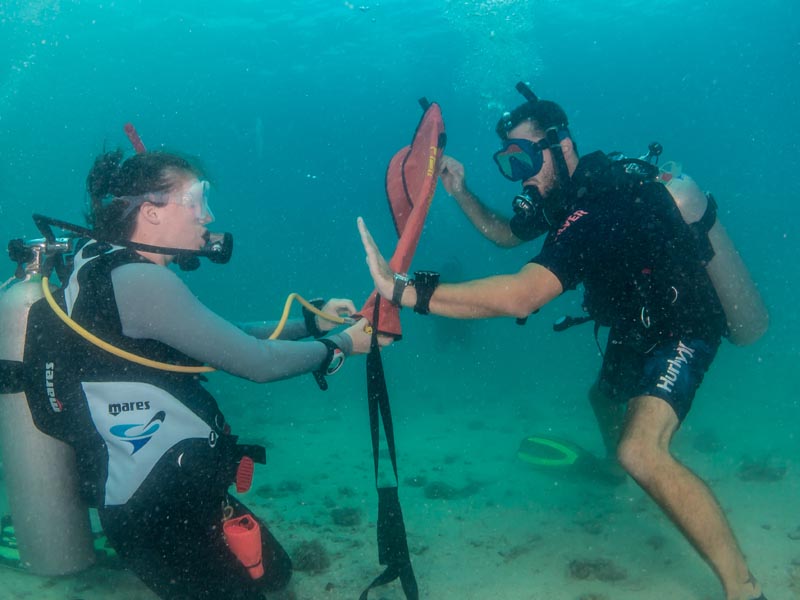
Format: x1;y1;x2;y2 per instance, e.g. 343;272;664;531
223;515;264;579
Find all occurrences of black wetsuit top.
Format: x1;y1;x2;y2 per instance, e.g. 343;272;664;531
532;151;727;350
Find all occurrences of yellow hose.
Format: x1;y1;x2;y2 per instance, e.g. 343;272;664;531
41;277;347;374
268;293;348;340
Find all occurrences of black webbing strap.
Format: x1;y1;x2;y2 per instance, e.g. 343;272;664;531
689;192;718;264
0;360;23;394
359;302;419;600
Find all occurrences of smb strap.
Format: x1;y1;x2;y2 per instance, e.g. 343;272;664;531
360;301;418;600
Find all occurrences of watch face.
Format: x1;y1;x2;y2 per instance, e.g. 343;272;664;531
326;350;345;375
415;271;439;285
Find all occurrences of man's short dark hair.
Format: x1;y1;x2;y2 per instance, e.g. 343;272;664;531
496;100;569;140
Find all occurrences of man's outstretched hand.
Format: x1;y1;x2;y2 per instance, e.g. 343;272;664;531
357;217;395;301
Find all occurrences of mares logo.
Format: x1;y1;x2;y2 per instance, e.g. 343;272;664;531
110;411;166;455
655;342;695;394
44;362;63;413
108;401;151;416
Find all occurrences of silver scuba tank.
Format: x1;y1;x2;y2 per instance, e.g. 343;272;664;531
659;162;769;345
0;241;95;575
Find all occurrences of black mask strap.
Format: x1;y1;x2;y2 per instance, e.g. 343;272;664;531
541;127;573;224
545;126;571;186
31;214;233;271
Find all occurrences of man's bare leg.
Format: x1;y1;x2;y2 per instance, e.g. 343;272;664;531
616;395;763;600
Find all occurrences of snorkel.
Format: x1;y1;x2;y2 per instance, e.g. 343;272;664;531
124;122;147;154
496;82;573;241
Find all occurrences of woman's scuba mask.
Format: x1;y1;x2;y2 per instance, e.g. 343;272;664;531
176;179;214;223
113;179;214;223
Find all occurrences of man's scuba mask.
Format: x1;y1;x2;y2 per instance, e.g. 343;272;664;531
497;128;572;241
494;138;549;182
493;129;570;182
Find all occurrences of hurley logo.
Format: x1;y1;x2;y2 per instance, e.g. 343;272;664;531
655;342;695;393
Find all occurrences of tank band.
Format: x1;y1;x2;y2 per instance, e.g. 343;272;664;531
0;360;23;394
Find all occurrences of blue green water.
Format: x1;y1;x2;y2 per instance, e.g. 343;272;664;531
1;1;799;598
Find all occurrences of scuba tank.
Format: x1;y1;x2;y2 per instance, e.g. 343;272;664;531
0;239;95;575
657;161;769;345
603;145;767;345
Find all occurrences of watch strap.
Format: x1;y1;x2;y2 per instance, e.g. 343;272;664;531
391;273;412;306
413;271;440;315
312;338;344;391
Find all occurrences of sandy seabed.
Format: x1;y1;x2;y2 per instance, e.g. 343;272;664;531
1;396;798;600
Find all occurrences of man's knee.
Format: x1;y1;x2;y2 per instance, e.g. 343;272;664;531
618;395;679;476
616;435;661;482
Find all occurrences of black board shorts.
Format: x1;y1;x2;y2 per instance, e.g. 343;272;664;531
598;332;718;422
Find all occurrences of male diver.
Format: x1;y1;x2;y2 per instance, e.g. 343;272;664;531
357;85;768;600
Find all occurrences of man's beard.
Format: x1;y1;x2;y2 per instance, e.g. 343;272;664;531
540;175;570;227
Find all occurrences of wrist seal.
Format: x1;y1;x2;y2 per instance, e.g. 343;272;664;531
312;338;344;391
413;271;440;315
302;298;327;338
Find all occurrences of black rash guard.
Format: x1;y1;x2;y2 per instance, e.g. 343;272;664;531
532;151;726;348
